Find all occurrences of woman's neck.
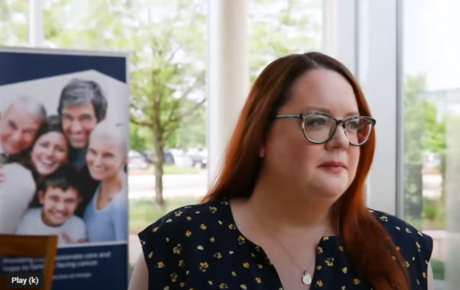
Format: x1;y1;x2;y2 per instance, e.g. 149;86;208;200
99;171;124;199
247;173;336;235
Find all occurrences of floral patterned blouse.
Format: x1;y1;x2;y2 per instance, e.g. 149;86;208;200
138;197;433;290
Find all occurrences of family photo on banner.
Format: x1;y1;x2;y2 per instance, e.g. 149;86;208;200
0;77;128;246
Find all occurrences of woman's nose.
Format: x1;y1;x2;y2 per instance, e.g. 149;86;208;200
45;147;54;157
327;125;350;149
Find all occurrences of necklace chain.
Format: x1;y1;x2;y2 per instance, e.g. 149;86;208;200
273;235;316;284
253;212;330;286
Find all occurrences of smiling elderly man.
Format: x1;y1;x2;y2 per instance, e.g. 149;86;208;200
0;97;47;163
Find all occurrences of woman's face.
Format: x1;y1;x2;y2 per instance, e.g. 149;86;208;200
261;68;361;202
86;136;125;181
31;132;69;176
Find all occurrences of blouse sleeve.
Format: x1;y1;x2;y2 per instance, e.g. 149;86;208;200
370;209;434;289
418;231;434;273
138;217;183;290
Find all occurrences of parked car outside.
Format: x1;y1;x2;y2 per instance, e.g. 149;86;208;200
140;149;175;165
187;148;207;169
128;150;149;169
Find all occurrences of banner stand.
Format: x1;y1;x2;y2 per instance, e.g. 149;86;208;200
0;46;130;290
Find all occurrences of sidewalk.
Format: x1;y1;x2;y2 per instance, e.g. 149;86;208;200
129;188;206;199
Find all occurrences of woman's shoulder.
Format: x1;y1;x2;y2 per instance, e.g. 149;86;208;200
4;162;33;175
368;208;433;261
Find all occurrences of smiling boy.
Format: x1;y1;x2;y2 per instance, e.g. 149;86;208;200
15;168;87;245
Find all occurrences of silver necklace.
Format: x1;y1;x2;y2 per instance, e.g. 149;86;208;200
302;271;313;285
254;213;330;286
274;235;316;285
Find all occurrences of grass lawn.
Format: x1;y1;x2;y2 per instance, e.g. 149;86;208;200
129;196;201;235
431;259;444;280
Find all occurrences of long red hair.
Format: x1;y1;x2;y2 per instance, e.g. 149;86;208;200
201;52;408;290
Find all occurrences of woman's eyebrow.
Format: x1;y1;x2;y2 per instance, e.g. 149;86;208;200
303;107;360;117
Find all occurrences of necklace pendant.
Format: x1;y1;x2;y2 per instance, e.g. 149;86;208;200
301;271;312;285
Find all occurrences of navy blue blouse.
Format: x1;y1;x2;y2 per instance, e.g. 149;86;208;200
138;197;433;290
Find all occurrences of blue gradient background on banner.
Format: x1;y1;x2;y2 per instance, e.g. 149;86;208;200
54;244;128;290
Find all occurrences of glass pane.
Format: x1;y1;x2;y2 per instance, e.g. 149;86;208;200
0;0;28;45
402;0;460;287
249;0;323;83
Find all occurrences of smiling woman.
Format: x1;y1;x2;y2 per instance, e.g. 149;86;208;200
82;120;128;243
27;115;70;180
30;120;69;176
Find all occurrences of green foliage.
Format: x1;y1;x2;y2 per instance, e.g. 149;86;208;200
166;100;206;149
249;0;322;83
41;0;207;153
431;259;445;280
0;0;28;45
403;73;447;228
129;123;153;151
422;197;438;220
403;74;427;223
403;74;427;164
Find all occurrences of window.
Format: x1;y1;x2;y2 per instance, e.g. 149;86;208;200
402;0;460;287
248;0;323;82
0;0;28;45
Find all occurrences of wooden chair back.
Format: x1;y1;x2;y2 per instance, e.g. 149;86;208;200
0;234;58;290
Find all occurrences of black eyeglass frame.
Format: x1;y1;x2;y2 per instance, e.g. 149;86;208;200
273;112;376;146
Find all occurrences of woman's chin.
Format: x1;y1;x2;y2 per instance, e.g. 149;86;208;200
314;181;349;200
37;168;57;176
89;172;104;181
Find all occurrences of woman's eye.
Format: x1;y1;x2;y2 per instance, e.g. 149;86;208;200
306;118;327;126
347;121;359;129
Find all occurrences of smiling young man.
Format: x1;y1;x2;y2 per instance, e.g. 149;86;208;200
57;79;108;217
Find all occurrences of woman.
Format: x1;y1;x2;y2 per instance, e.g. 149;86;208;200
129;52;434;290
83;120;128;242
0;114;69;233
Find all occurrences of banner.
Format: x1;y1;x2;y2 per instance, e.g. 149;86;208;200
0;47;130;290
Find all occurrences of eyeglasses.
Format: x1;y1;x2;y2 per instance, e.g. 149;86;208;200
274;112;376;146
